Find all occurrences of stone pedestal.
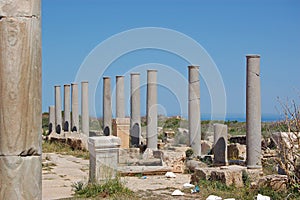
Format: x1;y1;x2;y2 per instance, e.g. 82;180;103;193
88;136;120;183
246;55;262;169
188;66;201;157
112;118;130;148
71;83;79;132
213;124;228;166
130;73;141;146
146;70;158;150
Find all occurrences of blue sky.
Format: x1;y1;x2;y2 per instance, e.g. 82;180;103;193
42;0;300;120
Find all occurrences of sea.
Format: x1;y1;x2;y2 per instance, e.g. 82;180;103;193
200;113;283;122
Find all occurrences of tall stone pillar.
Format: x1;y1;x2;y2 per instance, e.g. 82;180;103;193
0;1;42;199
55;85;62;134
130;73;141;146
188;66;201;157
81;81;89;137
103;77;112;136
116;76;125;118
146;70;158;150
49;105;55;134
64;84;71;132
71;83;79;132
246;55;262;169
213;124;228;166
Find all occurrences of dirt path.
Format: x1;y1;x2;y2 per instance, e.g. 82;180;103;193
42;153;89;200
42;153;200;199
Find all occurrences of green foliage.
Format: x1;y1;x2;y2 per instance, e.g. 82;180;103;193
42;140;89;160
197;179;300;200
185;148;194;158
242;170;250;186
72;178;133;198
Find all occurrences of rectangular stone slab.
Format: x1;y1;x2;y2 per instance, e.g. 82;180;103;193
0;156;42;199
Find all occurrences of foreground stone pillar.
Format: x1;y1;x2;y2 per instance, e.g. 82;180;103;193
71;83;79;132
213;124;228;166
103;77;112;136
64;84;71;132
49;105;55;134
130;73;141;146
116;76;125;118
55;85;62;134
146;70;158;150
188;66;201;157
246;55;262;169
89;136;121;183
81;81;89;136
0;1;42;199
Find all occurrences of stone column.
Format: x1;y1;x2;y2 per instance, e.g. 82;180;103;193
103;77;112;136
63;84;71;132
188;66;201;157
130;73;141;146
146;70;158;150
49;105;55;134
213;124;228;166
116;76;125;118
71;83;79;132
246;55;262;169
81;81;89;136
0;1;42;199
55;85;62;134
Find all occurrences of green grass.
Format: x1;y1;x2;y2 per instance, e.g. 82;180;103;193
72;178;134;199
196;179;300;200
42;140;89;160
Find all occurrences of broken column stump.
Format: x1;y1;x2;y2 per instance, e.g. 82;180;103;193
112;118;130;148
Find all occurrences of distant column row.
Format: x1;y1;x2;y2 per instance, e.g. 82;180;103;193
49;82;89;137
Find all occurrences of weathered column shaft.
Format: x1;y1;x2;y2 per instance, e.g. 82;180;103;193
246;55;262;169
130;73;141;146
0;0;42;199
64;84;71;131
103;77;112;136
49;105;55;134
146;70;158;150
188;66;201;157
71;83;79;132
55;85;62;134
81;81;89;136
116;76;125;118
213;124;228;166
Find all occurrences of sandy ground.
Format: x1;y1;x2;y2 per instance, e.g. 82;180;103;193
42;153;202;200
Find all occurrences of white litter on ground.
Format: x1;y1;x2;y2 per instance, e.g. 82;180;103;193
206;195;222;200
257;194;271;200
183;183;195;188
171;189;184;196
165;171;176;178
